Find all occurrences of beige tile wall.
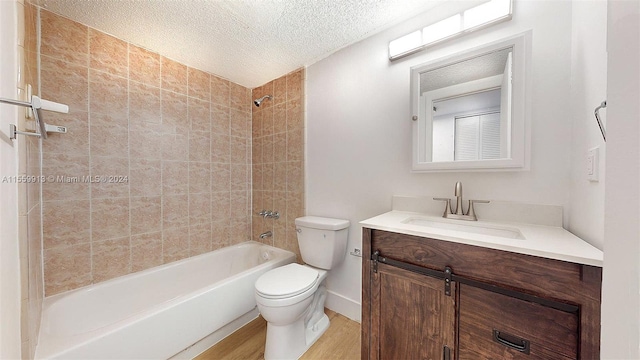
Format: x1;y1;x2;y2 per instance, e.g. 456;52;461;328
18;1;44;358
251;70;305;262
39;9;253;296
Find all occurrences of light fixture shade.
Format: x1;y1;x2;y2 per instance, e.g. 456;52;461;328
464;0;511;30
422;14;461;45
389;31;422;59
388;0;512;61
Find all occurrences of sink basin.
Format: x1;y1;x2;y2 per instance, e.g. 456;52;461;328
401;217;525;239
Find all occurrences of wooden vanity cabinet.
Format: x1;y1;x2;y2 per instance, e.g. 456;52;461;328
362;228;602;360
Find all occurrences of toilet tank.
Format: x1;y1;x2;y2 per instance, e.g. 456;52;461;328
295;216;350;270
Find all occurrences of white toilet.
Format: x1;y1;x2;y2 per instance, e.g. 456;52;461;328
254;216;350;360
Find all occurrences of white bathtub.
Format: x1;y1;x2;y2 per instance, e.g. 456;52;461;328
35;241;295;359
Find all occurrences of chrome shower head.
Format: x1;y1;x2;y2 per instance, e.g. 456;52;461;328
253;95;272;107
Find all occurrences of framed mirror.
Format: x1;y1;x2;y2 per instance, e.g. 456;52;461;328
411;32;530;171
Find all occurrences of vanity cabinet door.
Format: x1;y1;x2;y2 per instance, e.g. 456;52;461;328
458;284;579;360
369;262;456;360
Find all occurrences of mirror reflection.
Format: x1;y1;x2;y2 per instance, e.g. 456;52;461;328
420;47;513;162
411;32;529;172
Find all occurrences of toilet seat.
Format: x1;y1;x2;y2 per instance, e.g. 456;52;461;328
255;263;319;299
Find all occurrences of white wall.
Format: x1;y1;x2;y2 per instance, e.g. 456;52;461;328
601;0;640;358
306;0;574;316
0;0;23;358
567;0;607;250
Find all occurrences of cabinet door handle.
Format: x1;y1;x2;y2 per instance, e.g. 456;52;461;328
492;329;530;354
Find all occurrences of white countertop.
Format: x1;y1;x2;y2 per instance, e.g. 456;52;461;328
360;210;603;267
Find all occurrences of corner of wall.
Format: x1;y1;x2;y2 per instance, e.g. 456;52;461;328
601;1;640;358
566;0;607;250
0;0;24;358
250;68;306;262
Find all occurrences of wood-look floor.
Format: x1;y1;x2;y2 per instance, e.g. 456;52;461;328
195;309;361;360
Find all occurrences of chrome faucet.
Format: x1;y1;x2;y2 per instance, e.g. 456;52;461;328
433;182;489;221
454;181;464;215
259;231;273;239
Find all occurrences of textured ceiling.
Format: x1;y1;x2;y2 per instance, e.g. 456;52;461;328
433;88;501;117
38;0;446;88
420;47;510;93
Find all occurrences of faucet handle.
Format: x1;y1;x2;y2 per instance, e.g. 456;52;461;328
433;197;453;217
466;200;490;220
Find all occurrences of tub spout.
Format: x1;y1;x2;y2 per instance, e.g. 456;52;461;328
259;231;272;239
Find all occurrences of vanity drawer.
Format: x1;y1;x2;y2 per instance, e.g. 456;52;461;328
458;284;578;359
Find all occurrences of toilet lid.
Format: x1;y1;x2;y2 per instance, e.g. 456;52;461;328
255;263;319;299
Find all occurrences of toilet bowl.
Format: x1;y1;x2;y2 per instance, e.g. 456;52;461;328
255;263;329;359
254;216;349;360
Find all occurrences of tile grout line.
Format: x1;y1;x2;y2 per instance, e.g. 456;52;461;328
186;67;191;260
86;23;94;287
35;4;46;297
161;66;168;262
127;41;132;275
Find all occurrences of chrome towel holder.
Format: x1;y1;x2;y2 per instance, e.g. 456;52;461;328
594;100;607;142
0;95;69;139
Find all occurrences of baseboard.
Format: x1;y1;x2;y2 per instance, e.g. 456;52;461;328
325;290;361;323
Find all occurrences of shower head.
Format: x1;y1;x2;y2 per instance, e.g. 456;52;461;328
253;95;272;107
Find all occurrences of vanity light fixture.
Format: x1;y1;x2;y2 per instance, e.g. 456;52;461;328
388;0;512;61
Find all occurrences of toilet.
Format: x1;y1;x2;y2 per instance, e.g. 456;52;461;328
254;216;350;360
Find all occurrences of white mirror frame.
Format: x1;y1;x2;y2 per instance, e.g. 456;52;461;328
411;31;531;172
